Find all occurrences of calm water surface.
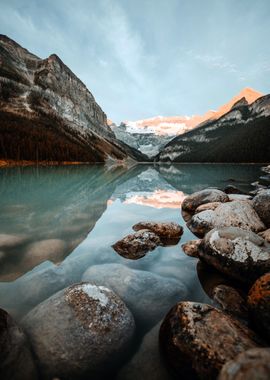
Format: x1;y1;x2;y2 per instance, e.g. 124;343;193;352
0;163;262;378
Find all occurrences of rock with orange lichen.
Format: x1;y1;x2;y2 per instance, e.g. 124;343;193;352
22;283;135;380
259;228;270;242
218;348;270;380
248;272;270;340
112;230;160;259
159;302;262;380
182;189;229;213
132;221;183;245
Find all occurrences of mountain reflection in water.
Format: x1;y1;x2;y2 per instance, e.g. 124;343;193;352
0;164;262;322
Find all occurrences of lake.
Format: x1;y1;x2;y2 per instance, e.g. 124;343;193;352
0;163;263;378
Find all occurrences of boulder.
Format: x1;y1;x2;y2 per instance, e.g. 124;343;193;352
132;221;183;245
248;272;270;340
259;228;270;243
212;284;248;321
112;230;160;259
22;283;135;380
188;201;265;237
117;322;171;380
218;348;270;380
182;189;229;212
253;189;270;227
0;308;38;380
159;302;261;380
199;227;270;284
82;263;187;327
228;194;252;201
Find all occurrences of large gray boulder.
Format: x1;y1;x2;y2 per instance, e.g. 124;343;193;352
22;283;135;380
82;263;187;327
182;189;229;212
188;200;266;236
0;308;38;380
160;302;261;379
253;189;270;227
218;348;270;380
199;227;270;284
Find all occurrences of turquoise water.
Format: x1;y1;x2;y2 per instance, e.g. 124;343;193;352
0;163;262;377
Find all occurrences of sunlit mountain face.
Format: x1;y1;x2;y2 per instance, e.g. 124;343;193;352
120;88;263;136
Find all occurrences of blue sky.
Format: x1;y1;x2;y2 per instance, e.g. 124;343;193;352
1;0;269;122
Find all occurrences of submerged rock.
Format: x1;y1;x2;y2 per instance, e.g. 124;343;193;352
132;221;183;245
0;233;27;249
82;263;187;327
188;201;265;237
253;189;270;227
112;230;160;259
159;302;261;380
218;348;270;380
182;189;229;213
22;238;67;267
224;184;246;194
212;284;248;321
248;272;270;340
117;322;171;380
22;283;135;380
199;227;270;284
0;308;38;380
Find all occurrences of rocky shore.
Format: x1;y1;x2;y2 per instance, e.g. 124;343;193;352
0;165;270;379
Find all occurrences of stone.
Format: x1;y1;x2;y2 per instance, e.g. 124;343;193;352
132;221;183;245
181;239;201;257
112;230;160;259
195;202;222;213
212;284;248;321
0;308;38;380
159;302;261;380
218;348;270;380
188;201;265;237
248;272;270;340
199;227;270;284
253;189;270;227
182;189;229;212
259;228;270;243
224;184;246;194
22;239;67;267
117;322;171;380
82;263;187;327
22;283;135;380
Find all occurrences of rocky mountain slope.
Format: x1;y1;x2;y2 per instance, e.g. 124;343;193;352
156;94;270;163
113;88;262;158
0;35;147;163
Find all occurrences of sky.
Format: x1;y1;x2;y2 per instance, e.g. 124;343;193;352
1;0;269;123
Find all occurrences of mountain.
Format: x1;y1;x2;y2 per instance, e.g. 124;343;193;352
0;35;147;164
112;88;262;158
156;94;270;163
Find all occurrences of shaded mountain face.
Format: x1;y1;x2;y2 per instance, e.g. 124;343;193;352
0;35;147;163
112;88;262;158
156;94;270;163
